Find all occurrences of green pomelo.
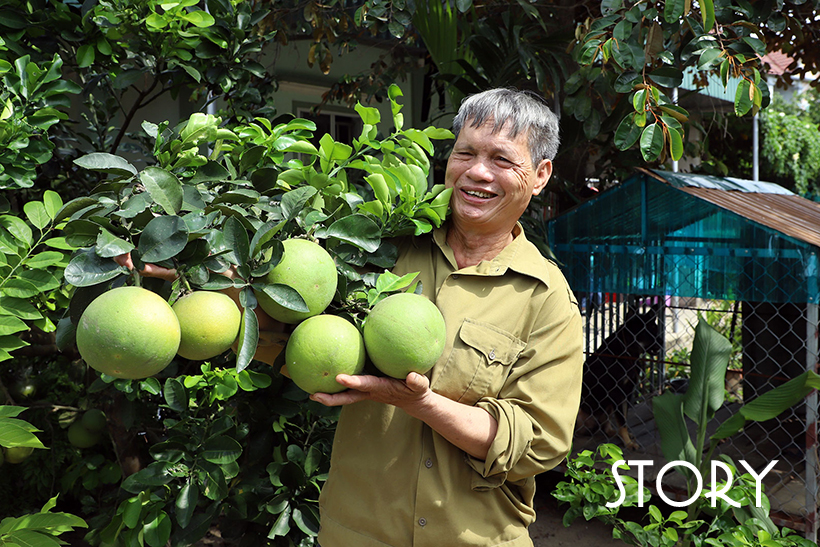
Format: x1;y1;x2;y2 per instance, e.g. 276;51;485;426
4;446;34;464
285;314;365;394
173;291;241;360
81;409;107;433
255;238;337;324
363;293;446;379
68;421;101;448
76;286;181;380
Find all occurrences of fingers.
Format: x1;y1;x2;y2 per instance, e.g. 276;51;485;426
140;262;178;282
311;390;368;406
114;253;178;281
114;253;133;269
405;372;430;392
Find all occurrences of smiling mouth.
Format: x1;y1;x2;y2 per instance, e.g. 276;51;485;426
463;189;496;199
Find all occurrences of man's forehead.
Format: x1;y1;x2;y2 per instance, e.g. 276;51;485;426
457;120;528;149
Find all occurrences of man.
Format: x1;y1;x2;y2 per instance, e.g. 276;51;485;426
311;88;584;546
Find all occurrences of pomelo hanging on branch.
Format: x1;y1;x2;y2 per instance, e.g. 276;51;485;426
173;290;242;360
253;238;337;324
75;286;181;380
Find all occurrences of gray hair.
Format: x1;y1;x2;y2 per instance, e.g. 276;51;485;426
452;88;560;165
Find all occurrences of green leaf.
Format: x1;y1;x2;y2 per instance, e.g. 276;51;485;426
639;123;664;161
292;507;320;536
683;320;732;424
318;134;352;174
0;418;46;448
252;283;309;313
175;482;199;528
324;214;381;252
235;302;259;373
614;115;642;150
163;377;188;412
0;314;29;336
96;228;135;258
0;215;33;248
0;335;28;353
64;249;126;287
143;510;171;547
663;0;684;22
648;67;683;88
697;48;722;70
24;251;64;269
76;43;95;67
0;296;43;321
652;392;696;471
73;153;137;178
283;140;318;155
140;166;183;215
223;216;250;266
701;0;715;32
668;127;684;161
140;377;162;395
734;79;753;116
23;201;50;230
54;197;99;223
43;190;63;220
1;277;41;299
281;186;318;221
355;103;381;125
3;530;62;547
201;435;242;464
0;406;26;418
138;215;189;263
268;503;291;537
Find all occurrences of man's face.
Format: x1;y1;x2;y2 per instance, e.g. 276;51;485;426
444;120;553;236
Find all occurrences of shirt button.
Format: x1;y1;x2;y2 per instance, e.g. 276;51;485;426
418;517;427;527
425;458;433;468
452;274;460;279
489;350;496;360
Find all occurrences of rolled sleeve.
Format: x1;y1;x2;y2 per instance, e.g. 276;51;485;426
465;285;584;486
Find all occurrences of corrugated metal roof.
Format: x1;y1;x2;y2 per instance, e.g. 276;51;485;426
646;169;820;249
678;187;820;249
656;169;796;195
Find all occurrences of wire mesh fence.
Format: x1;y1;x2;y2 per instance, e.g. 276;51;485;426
571;290;818;537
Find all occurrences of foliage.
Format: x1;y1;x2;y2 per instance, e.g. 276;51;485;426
561;318;820;547
760;90;820;196
0;51;81;191
47;85;450;545
317;0;820;195
0;187;75;364
0;0;278;197
0;406;88;546
554;444;815;547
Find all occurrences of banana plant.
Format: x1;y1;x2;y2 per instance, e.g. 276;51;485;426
653;319;820;544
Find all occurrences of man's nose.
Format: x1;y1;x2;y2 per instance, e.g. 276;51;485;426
465;158;493;181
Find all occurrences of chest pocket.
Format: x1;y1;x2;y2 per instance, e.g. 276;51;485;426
432;318;526;406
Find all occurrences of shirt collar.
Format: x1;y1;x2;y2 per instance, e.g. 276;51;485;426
432;222;552;286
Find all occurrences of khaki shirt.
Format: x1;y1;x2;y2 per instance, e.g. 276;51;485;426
318;224;584;547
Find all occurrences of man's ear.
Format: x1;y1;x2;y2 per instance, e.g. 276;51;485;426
532;159;553;196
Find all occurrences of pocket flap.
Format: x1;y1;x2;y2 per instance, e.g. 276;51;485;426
458;319;525;366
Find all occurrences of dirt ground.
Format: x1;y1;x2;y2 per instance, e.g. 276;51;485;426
531;471;624;547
